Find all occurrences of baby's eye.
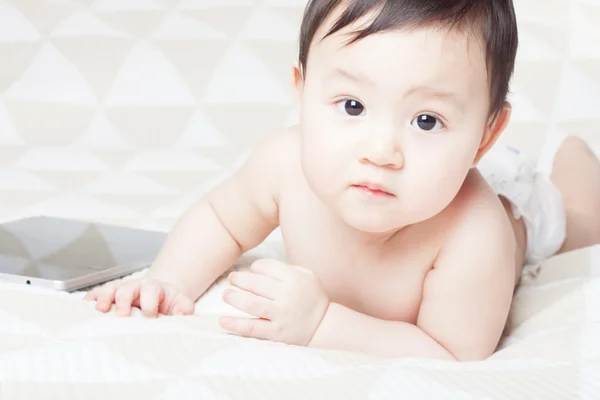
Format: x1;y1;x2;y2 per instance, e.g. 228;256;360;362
411;114;444;132
336;99;366;117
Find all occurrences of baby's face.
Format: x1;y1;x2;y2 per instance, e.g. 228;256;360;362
295;12;497;234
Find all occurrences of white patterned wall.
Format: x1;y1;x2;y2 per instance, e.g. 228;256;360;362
0;0;598;231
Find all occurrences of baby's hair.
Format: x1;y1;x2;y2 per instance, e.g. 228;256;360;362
298;0;519;122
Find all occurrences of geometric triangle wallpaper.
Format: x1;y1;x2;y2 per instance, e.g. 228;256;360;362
0;0;599;232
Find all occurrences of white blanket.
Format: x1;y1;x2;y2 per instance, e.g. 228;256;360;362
0;243;598;399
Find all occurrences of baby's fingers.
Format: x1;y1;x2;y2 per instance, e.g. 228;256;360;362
168;293;195;316
85;283;117;313
83;289;97;301
114;281;141;317
139;281;165;318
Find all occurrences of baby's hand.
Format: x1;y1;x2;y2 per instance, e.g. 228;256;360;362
83;278;195;317
220;259;329;346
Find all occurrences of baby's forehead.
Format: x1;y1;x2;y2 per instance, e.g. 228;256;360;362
310;25;487;90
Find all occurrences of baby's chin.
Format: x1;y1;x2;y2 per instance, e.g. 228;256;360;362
338;208;409;236
337;203;438;236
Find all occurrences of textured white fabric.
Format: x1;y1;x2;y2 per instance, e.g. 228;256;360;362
0;244;598;399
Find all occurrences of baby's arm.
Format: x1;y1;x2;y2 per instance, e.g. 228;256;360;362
146;134;284;301
87;131;289;316
309;197;517;361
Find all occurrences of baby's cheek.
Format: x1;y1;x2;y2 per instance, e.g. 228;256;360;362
302;151;334;186
432;172;468;208
301;128;344;169
405;165;466;218
300;146;346;206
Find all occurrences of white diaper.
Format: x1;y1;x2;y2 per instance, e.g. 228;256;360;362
477;145;567;266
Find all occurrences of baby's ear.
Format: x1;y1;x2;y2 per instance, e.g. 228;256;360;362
292;64;304;110
472;102;512;167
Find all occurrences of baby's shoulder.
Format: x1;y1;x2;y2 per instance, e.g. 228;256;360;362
254;124;301;170
235;125;302;200
426;169;519;295
439;169;516;252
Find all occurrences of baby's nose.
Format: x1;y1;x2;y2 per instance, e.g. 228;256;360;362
357;137;404;169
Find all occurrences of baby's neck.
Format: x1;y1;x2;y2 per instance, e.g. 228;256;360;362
352;228;402;249
316;197;406;253
334;217;406;253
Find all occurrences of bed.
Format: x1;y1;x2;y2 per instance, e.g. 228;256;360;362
0;244;598;399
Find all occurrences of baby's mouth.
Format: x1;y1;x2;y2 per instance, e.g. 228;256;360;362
351;183;395;197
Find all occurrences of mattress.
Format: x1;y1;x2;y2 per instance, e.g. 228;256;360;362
0;243;598;399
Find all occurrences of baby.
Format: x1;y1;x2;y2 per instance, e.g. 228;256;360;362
85;0;600;361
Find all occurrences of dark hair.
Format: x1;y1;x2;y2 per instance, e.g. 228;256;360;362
298;0;518;120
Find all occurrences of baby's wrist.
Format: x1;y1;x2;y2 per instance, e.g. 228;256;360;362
307;298;332;348
143;272;188;293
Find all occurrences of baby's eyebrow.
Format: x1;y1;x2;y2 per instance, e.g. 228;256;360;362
326;68;467;113
327;67;377;86
403;85;466;113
